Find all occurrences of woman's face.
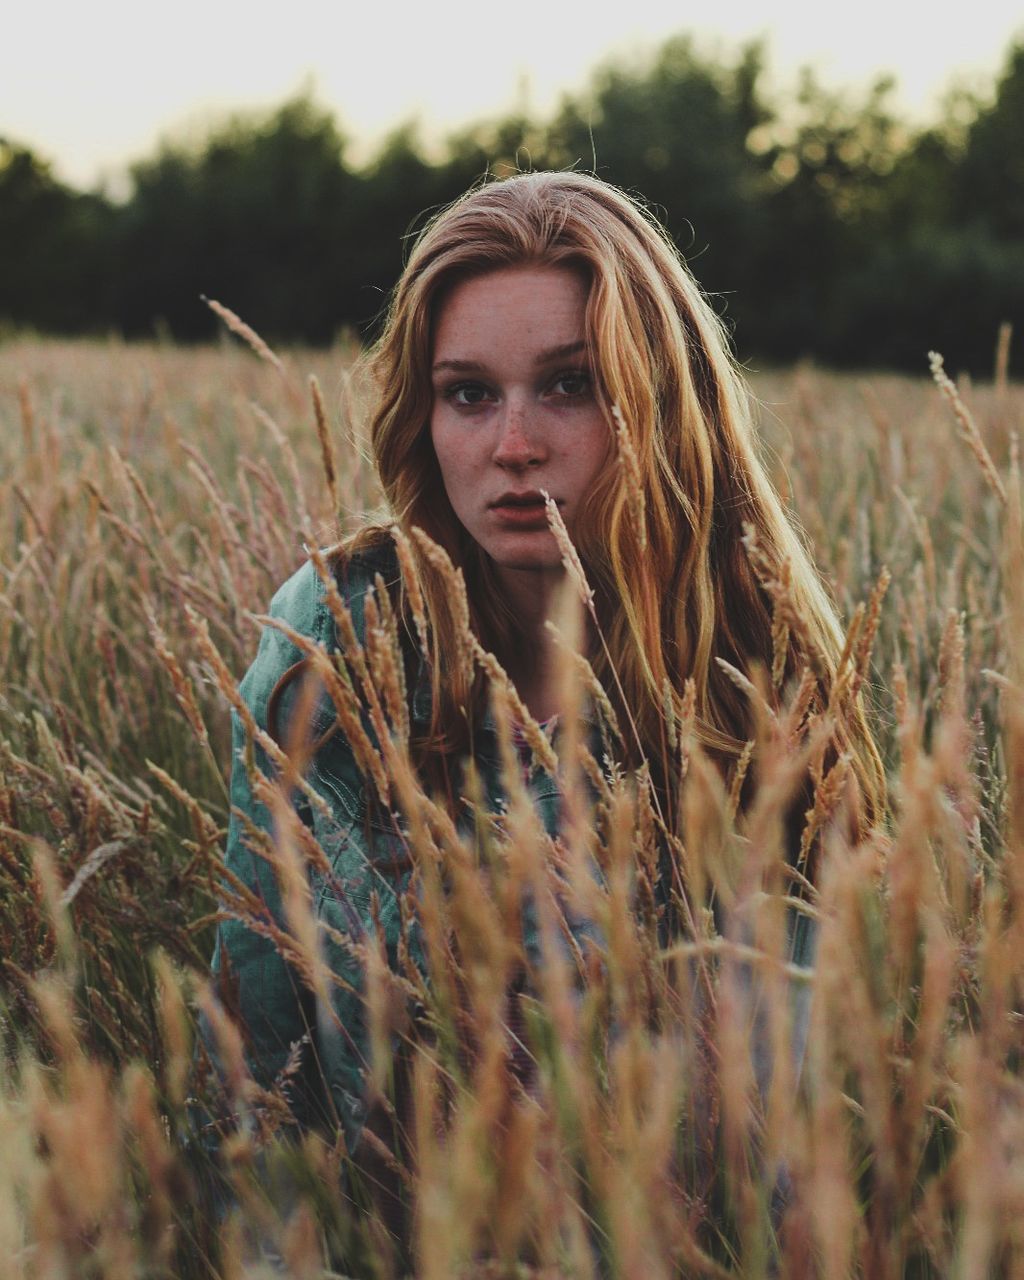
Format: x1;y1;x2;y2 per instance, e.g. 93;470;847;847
429;264;610;578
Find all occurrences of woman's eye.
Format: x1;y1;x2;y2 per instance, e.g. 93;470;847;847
551;370;592;398
446;382;493;407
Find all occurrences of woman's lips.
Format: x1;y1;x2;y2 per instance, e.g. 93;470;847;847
490;499;551;526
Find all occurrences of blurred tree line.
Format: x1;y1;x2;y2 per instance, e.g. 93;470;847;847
2;35;1022;373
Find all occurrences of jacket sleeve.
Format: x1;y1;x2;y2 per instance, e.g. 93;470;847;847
204;560;332;1122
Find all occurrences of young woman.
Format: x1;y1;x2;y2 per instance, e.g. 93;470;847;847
206;170;885;1240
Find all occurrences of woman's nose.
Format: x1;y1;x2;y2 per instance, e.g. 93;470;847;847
492;401;545;469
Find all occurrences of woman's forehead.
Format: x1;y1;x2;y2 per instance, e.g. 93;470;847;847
432;265;589;364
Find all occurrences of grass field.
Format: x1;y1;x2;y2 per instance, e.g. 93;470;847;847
1;332;1022;1278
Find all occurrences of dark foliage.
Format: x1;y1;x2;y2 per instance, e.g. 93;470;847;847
2;34;1022;373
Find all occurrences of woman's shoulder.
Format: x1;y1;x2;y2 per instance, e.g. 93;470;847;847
264;527;401;642
240;529;401;731
328;527;401;603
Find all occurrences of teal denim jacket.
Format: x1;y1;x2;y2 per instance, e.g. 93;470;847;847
208;541;816;1161
209;541;589;1152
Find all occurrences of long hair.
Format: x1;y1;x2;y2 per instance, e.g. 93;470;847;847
350;171;885;838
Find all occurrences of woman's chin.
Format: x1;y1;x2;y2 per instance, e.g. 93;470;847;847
475;530;564;574
487;549;565;576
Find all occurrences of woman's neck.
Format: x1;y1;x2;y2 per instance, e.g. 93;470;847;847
505;645;561;722
492;564;577;722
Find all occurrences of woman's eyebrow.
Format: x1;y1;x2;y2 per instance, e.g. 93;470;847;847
431;357;486;374
432;340;587;375
535;339;587;364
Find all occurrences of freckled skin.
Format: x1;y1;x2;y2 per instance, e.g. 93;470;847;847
429;265;610;599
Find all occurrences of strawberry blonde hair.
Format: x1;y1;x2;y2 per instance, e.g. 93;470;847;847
351;171;885;837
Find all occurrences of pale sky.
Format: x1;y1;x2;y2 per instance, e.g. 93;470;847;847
5;0;1022;190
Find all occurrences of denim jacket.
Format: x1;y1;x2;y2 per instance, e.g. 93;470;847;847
209;540;590;1153
208;541;815;1162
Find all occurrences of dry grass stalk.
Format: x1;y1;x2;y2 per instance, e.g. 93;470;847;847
303;541;374;692
185;604;340;826
364;583;411;746
203;295;285;375
798;750;851;870
540;488;660;783
393;524;430;658
742;522;829;679
409;525;475;681
255;772;331;1006
5;342;1024;1276
471;637;558;777
309;373;340;517
145;760;221;845
780;664;819;749
938;607;967;722
715;656;777;728
770;556;792;689
253;609;390;805
153;952;190;1109
611;402;647;550
894;487;937;605
250;400;311;530
995;320;1013;401
557;634;624;746
725;739;755;825
849;565;891;703
928;349;1007;506
59;837;135;908
541;489;595;610
17;374;35;459
145;601;210;748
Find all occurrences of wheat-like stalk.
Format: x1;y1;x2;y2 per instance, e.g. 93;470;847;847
471;637;559;777
3;339;1024;1278
541;489;595;610
410;525;475;682
145;601;210;748
929;349;1007;506
611;402;647;550
309;374;340;517
203;295;286;374
393;524;431;659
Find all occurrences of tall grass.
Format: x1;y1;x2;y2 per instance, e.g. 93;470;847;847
1;331;1022;1278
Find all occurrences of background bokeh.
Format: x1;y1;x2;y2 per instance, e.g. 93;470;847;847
2;10;1023;371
